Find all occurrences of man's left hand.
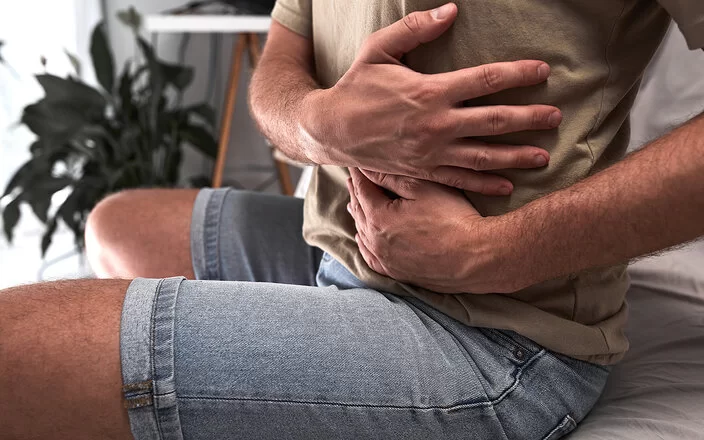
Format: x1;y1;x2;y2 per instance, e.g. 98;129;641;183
347;168;512;294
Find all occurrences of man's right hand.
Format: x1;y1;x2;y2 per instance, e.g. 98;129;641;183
299;2;562;195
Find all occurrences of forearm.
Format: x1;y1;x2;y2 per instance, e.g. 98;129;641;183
249;23;320;163
491;113;704;291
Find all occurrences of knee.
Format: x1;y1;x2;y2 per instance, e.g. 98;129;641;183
85;190;141;278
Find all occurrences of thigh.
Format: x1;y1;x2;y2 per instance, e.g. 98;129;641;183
191;189;323;286
122;278;507;440
0;280;132;440
121;277;609;440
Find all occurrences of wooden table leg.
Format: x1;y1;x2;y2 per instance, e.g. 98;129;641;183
212;33;247;188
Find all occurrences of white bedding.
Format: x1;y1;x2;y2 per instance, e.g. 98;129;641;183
570;242;704;439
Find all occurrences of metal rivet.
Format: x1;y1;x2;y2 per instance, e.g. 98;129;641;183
514;348;526;361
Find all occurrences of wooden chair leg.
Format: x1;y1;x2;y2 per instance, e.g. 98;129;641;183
275;160;295;196
212;33;247;188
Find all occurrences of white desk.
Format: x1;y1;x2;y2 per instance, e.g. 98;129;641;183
144;15;271;34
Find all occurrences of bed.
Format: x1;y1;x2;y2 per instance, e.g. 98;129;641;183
570;241;704;439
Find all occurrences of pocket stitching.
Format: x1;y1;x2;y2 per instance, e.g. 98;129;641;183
542;414;577;440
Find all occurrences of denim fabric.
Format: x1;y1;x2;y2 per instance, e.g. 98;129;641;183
119;188;610;440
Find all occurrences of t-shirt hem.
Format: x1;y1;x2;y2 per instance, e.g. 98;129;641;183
271;2;312;38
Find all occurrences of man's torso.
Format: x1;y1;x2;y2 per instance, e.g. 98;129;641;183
272;0;701;364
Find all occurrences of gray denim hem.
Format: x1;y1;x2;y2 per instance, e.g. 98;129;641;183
191;188;230;280
120;277;187;440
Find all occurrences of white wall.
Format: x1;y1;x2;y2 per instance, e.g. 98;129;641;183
0;0;102;287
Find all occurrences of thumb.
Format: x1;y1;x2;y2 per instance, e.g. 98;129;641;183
358;3;458;63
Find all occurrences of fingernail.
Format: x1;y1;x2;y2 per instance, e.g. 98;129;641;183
548;111;562;127
347;203;352;214
537;63;550;78
533;155;548;167
432;3;454;20
499;185;512;196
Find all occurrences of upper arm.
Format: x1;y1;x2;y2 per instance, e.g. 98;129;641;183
263;0;314;70
657;0;704;49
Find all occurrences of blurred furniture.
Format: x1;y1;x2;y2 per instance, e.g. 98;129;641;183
145;14;295;195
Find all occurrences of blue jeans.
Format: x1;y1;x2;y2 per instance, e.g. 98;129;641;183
120;188;609;439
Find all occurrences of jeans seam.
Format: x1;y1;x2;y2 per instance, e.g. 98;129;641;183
174;350;547;412
149;278;165;438
175;395;494;411
478;327;534;356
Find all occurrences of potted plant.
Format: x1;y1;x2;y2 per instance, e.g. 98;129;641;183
1;17;217;255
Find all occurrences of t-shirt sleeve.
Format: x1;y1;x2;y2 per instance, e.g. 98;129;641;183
657;0;704;49
271;0;313;38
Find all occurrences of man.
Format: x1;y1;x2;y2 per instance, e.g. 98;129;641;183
1;2;703;440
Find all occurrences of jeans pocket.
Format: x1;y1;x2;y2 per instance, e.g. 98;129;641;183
542;415;577;440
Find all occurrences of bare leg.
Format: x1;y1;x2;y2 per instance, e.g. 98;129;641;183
0;280;133;440
85;189;198;279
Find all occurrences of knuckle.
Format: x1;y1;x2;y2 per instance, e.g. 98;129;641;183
472;150;492;170
400;177;421;193
531;108;545;128
408;81;445;106
402;12;423;34
361;33;382;55
487;108;507;134
445;175;467;189
517;61;531;84
481;65;504;92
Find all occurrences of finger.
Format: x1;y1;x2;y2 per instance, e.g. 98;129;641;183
346;177;368;227
358;3;458;63
438;60;552;102
355;233;390;277
359;170;433;200
443;142;550;171
429;167;514;195
447;105;562;137
349;168;393;213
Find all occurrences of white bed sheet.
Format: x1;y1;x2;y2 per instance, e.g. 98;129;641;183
569;241;704;439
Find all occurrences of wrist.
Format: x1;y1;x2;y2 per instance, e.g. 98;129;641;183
458;213;532;294
298;89;340;165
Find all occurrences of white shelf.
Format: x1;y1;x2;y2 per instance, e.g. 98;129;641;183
144;15;272;34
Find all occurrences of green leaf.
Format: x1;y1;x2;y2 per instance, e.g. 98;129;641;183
21;100;87;139
2;160;37;197
117;6;142;34
24;177;73;223
64;49;82;77
162;62;194;90
180;124;218;158
41;215;58;257
117;60;135;118
184;103;216;127
90;21;115;93
58;187;83;237
2;197;21;243
36;74;106;111
137;38;165;146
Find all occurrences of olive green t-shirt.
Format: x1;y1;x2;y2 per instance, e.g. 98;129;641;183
271;0;704;364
